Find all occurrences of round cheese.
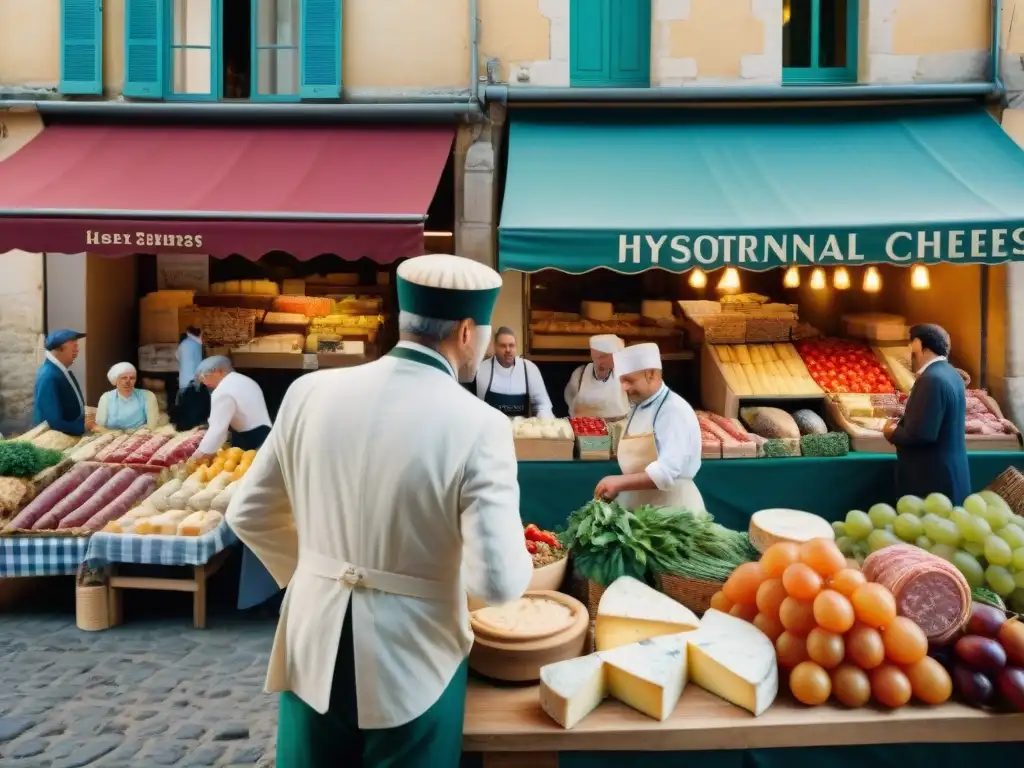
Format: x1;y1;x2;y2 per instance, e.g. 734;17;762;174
748;508;835;553
473;596;574;639
581;301;613;322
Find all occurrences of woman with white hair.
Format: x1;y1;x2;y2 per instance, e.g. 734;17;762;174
95;363;160;431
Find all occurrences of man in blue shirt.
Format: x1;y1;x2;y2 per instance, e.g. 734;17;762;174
33;329;93;436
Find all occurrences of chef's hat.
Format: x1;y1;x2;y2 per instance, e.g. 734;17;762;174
107;362;136;385
397;254;502;325
590;334;624;354
613;343;662;376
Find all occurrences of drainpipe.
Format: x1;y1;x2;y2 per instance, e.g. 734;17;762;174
470;0;480;103
992;0;1005;98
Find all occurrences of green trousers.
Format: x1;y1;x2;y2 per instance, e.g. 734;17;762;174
276;614;469;768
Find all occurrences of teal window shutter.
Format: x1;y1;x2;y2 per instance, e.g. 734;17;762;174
300;0;342;99
570;0;650;87
609;0;650;86
60;0;103;95
124;0;164;98
783;0;858;85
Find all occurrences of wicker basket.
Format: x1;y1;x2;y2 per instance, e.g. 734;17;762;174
573;574;607;621
986;467;1024;518
657;572;724;614
75;574;109;632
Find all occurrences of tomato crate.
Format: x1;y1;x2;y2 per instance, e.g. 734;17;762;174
570;417;611;456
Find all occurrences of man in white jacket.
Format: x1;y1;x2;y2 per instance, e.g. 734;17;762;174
226;254;533;767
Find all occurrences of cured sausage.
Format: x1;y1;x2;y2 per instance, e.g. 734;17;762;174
105;433;153;464
5;464;96;530
151;431;206;467
32;466;117;530
82;473;158;532
124;435;170;465
58;468;140;529
94;434;131;463
149;431;200;467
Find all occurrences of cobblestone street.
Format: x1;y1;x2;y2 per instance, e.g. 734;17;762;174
0;609;278;767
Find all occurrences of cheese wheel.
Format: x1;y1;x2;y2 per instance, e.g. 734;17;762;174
748;508;835;553
640;300;673;320
580;301;613;322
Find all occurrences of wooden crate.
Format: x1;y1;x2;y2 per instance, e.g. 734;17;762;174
514;438;574;461
700;343;824;420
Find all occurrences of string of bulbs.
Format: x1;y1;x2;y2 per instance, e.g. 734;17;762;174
686;265;931;292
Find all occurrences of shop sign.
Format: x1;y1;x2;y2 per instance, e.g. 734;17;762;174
617;226;1024;268
85;230;204;250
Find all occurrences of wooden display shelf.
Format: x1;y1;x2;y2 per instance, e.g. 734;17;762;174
462;680;1024;761
229;349;374;371
700;343;824;420
528;351;694;364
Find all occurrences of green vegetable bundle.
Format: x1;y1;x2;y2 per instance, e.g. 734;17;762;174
0;440;64;478
800;431;850;458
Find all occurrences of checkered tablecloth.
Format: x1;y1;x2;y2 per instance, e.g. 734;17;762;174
83;520;239;569
0;536;91;577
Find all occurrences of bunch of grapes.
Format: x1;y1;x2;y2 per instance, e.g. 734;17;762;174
834;491;1024;612
713;539;952;708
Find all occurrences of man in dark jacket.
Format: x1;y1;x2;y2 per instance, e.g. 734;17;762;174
884;324;970;504
33;329;93;436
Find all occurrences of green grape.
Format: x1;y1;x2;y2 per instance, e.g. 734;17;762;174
1013;547;1024;572
930;543;958;562
982;503;1012;531
979;490;1012;515
964;541;986;557
950;551;985;587
835;536;856;556
986;565;1016;597
997;525;1024;551
924;493;953;518
851;542;870;562
923;515;961;547
867;528;900;552
915;535;934;550
1015;570;1024;589
961;515;993;544
984;535;1014;567
831;521;848;538
844;510;874;540
892;513;924;542
896;495;925;517
868;503;898;529
963;493;989;519
950;506;972;530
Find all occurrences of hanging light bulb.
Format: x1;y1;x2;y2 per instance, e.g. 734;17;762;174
809;267;826;290
862;266;882;293
716;267;741;292
688;268;707;289
910;264;930;290
833;267;851;290
783;266;800;288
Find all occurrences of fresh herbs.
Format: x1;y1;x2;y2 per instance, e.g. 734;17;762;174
0;441;64;478
560;500;758;587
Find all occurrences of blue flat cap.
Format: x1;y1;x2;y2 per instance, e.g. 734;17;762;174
44;329;85;351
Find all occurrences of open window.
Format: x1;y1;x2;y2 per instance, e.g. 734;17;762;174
783;0;859;84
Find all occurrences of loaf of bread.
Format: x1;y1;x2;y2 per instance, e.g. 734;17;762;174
177;510;224;537
135;509;191;535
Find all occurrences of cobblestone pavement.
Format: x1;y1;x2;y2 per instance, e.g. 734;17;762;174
0;613;279;767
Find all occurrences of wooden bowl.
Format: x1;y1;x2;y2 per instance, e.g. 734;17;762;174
469;590;588;682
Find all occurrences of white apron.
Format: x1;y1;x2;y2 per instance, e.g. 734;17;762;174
571;364;629;421
616;389;705;511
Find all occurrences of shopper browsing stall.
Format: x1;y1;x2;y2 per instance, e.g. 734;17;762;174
474;327;554;417
594;342;704;511
225;254;532;767
173;326;210;430
564;334;630;420
33;329;92;436
95;363;160;430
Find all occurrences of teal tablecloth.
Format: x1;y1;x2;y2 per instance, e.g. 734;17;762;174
517;451;1024;532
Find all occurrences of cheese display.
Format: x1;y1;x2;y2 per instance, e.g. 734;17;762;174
748;508;836;553
594;576;700;651
538;653;606;729
511;417;573;440
209;279;279;296
640;300;673;320
233;334;305;353
581;300;614;322
714;344;821;396
602;633;690;720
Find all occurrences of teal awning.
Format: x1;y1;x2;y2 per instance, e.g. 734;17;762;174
498;105;1024;274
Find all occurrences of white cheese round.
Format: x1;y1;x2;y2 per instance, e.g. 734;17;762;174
748;508;835;553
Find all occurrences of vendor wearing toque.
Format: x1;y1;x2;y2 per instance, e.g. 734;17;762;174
33;329;93;435
594;343;704;511
474;327;554;418
564;334;630;420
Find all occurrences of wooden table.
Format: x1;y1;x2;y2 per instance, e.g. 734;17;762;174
462;679;1024;767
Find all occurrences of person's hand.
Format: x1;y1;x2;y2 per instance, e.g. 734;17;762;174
84;415;96;432
882;419;898;442
595;476;623;500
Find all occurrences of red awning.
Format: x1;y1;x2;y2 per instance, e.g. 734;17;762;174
0;124;454;261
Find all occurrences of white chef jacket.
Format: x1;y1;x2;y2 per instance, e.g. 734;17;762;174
564;363;630;418
630;384;702;490
197;371;272;455
475;356;554;418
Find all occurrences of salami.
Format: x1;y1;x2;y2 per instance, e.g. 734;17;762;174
150;430;200;467
152;431;207;467
5;464;96;530
105;433;153;464
124;435;170;465
704;412;753;443
32;466;118;530
82;473;158;532
58;468;140;529
95;434;131;463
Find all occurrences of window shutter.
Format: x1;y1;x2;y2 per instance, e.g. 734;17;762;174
123;0;164;98
609;0;651;86
300;0;342;99
60;0;103;95
570;0;611;86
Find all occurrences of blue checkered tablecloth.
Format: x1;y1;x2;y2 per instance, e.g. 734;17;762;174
0;536;91;577
83;520;239;569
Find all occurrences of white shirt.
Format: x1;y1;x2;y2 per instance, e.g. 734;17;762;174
197;371;272;454
45;351;85;415
475;356;554;418
564;363;630;418
628;384;702;490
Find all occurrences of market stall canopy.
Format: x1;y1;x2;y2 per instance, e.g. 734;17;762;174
498;105;1024;274
0;124;454;261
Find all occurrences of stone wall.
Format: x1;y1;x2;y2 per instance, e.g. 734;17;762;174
0;250;44;434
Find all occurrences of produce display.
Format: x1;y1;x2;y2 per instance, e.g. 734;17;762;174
90;428;206;467
0;440;65;479
512;417;573;440
716;538;950;709
712;344;820;396
569;417;607;437
794;338;897;395
539;577;777;728
875;345;916;392
834;491;1024;611
525;524;565;566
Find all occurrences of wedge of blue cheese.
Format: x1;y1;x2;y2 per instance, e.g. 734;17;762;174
594;576;700;651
